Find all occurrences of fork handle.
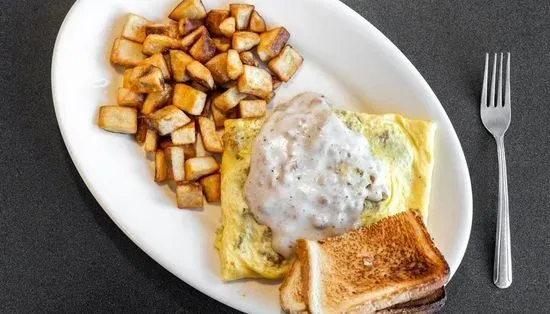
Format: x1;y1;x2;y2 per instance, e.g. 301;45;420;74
494;136;512;288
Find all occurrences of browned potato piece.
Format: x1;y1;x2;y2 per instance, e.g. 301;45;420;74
190;81;210;93
239;51;259;66
189;32;216;63
230;4;254;30
186;61;215;90
172;84;207;115
135;116;148;143
257;27;290;62
180;25;207;50
239;99;266;118
166;146;186;181
197;117;223;153
123;69;132;88
140;53;171;80
121;14;151;43
200;173;220;202
145;23;178;38
117;88;144;108
268;45;303;82
143;129;158;152
154;149;168;182
176;182;203;208
169;50;194;82
237;65;272;99
248;11;266;33
171;121;196;145
110;38;146;67
141;84;172;114
205;53;230;85
219;17;236;38
212;86;247;111
226;49;243;80
178;18;204;37
212;104;237;128
212;37;230;52
169;0;207;21
205;9;230;37
127;65;164;93
149;105;190;135
232;31;260;52
142;34;181;55
98;106;137;134
185;156;219;181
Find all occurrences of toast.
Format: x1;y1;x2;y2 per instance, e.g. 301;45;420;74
280;209;449;313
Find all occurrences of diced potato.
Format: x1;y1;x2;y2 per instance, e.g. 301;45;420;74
200;173;220;202
180;25;207;50
219;17;236;38
206;9;230;37
205;53;230;85
145;23;179;38
237;65;273;99
212;37;230;52
121;14;151;43
198;116;223;153
176;182;203;208
257;27;290;61
171;121;196;145
185;156;219;181
169;50;194;82
190;81;210;93
142;34;181;55
212;86;247;111
186;61;215;90
212;104;237;128
226;49;243;80
123;69;132;88
154;149;168;182
201;95;214;118
183;143;197;159
268;45;303;82
149;105;191;135
239;51;259;66
173;84;207;115
117;88;144;108
143;129;158;152
230;4;254;30
127;65;164;93
166;146;186;181
239;99;266;118
141;84;172;114
169;0;207;21
232;31;260;52
189;32;216;63
98;106;138;134
140;53;171;80
135;116;148;143
216;129;225;144
178;18;204;37
110;38;146;67
248;11;266;33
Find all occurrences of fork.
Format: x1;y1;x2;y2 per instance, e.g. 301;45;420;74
480;52;512;289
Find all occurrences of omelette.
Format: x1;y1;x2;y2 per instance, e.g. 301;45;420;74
216;96;436;281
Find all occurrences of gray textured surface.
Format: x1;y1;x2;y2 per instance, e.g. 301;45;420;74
1;0;549;312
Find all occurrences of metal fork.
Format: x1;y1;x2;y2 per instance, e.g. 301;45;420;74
480;52;512;289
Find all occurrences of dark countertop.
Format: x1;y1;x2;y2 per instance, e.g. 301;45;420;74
1;0;549;312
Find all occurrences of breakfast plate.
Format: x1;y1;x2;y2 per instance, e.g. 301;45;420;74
51;0;472;312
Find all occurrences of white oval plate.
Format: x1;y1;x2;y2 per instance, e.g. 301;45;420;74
52;0;472;312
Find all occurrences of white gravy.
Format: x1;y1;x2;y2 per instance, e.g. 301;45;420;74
244;92;389;258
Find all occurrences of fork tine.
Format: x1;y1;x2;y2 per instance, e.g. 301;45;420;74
497;53;503;107
490;53;497;107
481;53;489;108
505;53;511;108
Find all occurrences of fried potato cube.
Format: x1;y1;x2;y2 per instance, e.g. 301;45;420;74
230;4;254;31
205;53;230;85
143;129;158;152
173;84;207;115
145;23;179;38
200;173;220;202
121;14;151;43
212;86;248;111
141;84;172;114
142;35;181;55
212;37;230;52
216;129;225;144
226;49;243;80
219;17;236;38
180;25;207;50
268;45;303;82
190;81;209;93
237;65;273;99
248;11;266;33
98;106;137;134
135;116;148;143
239;51;259;66
166;146;186;181
110;38;146;67
239;99;266;118
149;105;190;135
186;61;215;90
189;33;216;63
206;9;230;37
171;121;196;145
185;156;219;181
176;182;203;208
257;27;290;62
232;31;260;52
178;18;204;37
212;104;236;128
117;88;144;108
154;149;168;182
140;53;171;80
127;65;164;93
122;69;132;88
198;117;224;153
169;0;207;21
169;50;194;82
